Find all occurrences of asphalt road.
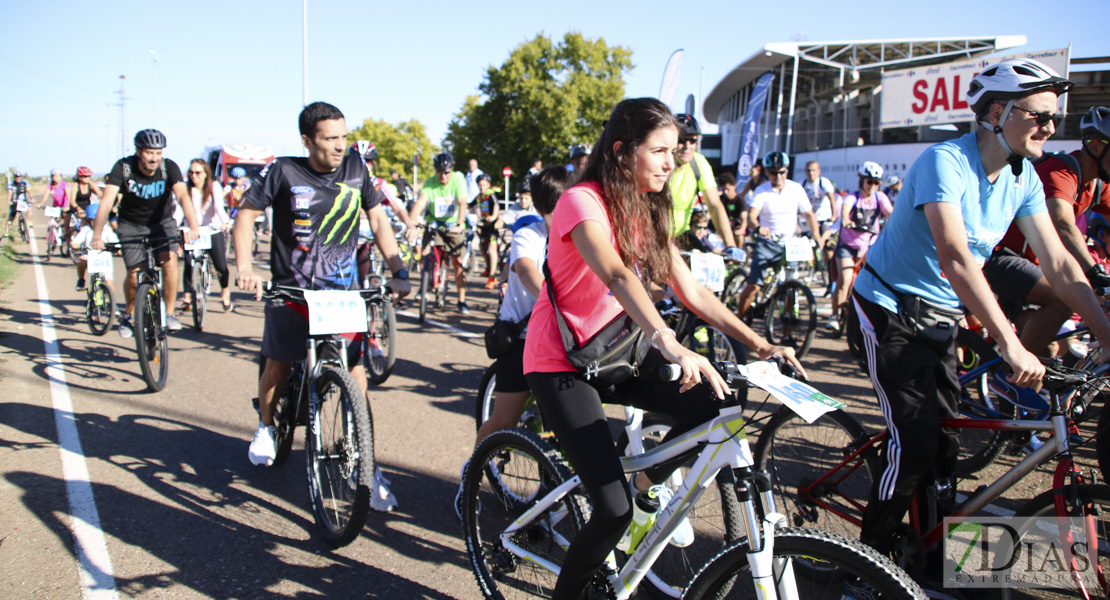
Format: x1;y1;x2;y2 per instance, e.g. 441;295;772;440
0;207;1099;599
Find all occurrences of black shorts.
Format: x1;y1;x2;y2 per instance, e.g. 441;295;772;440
982;250;1043;320
479;222;500;241
116;218;179;270
261;301;363;365
494;334;529;393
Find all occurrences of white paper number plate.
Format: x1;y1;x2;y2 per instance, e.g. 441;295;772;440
44;206;62;218
689;251;726;293
183;228;214;251
303;290;368;335
785;237;814;262
15;201;29;213
86;250;113;274
743;361;845;423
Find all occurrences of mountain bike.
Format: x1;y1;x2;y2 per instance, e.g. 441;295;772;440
106;236;173;392
418;223;453;322
83;249;116;336
752;358;1110;596
356;222;398;385
183;226;217;332
721;235;818;358
460;359;924;600
44;206;63;259
14;200;30;243
258;281;381;548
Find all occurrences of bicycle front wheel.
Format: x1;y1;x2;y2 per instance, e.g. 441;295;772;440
684;528;924;600
306;365;374;548
752;408;877;543
686;322;740;363
19;216;29;243
86;277;115;336
764;280;817;358
998;484;1110;600
461;427;588;599
134;282;169;392
364;299;397;385
616;412;743;598
192;260;208;332
419;261;431;323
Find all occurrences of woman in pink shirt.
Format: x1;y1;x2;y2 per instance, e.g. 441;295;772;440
522;97;804;599
827;161;893;331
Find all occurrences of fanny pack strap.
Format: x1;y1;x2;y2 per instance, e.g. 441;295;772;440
862;262;906;302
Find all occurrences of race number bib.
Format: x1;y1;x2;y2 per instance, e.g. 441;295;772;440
744;361;845;423
183;228;213;251
15;201;29;213
433;196;455;219
86;250;113;274
785;237;814;262
689;251;726;293
303;290;368;335
44;206;62;218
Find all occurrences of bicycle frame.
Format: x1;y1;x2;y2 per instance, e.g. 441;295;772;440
496;362;823;600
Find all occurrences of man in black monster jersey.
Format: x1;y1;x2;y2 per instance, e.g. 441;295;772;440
234;102;412;483
92;129;201;336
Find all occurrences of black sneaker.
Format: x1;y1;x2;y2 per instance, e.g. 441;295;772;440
458;301;470;315
75;279;85;291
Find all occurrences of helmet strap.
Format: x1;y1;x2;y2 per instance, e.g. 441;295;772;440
982;100;1023;176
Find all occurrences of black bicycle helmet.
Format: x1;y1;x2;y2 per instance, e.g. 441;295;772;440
675;113;701;136
762;151;790;170
133;128;167;150
476;173;492;184
569;144;590;159
433;152;454;171
1081;107;1110;183
517;178;531;194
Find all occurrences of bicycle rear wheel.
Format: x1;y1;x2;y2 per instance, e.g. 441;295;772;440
135;282;169;392
86;277;115;336
45;224;56;258
684;528;923;600
461;427;588;599
997;484;1110;600
686;322;740;363
19;216;29;243
364;299;397;385
419;259;431;323
306;365;374;548
616;412;743;598
752;408;877;544
954;328;1014;475
764;280;817;358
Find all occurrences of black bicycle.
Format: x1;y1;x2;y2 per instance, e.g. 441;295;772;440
258;282;381;548
183;226;217;332
83;249;116;336
106;236;172;392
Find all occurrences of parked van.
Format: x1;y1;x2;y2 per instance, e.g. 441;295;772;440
202;143;275;187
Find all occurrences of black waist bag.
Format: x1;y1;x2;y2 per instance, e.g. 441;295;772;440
485;317;527;359
544;262;650;385
864;263;963;345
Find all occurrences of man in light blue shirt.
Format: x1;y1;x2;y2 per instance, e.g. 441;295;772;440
851;58;1110;569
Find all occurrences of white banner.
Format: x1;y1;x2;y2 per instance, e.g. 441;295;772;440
658;49;684;108
880;47;1069;130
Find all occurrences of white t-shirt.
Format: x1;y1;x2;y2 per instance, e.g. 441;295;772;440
802;177;837;222
499;219;546;325
748;180;813;238
73;225;119;278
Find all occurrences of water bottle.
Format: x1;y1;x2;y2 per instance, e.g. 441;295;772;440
615;489;661;553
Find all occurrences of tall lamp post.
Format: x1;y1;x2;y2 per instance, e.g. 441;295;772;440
148;50;158;126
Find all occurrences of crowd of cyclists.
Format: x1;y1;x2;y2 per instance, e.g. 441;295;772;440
9;56;1110;599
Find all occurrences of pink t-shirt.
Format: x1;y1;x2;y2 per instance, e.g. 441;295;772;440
839;191;892;251
524;181;628;374
48;182;69;207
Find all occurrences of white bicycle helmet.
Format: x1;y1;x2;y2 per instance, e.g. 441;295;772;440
858;161;884;180
966;58;1073;175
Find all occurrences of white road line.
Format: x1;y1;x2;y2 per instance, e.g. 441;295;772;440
395;309;482;338
29;234;120;600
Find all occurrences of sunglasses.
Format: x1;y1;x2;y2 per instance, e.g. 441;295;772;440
694;225;709;230
1012;105;1062;128
189;171;206;176
767;169;787;176
678;137;699;145
863;178;881;185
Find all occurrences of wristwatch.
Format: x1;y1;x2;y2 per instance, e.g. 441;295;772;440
393;268;409;281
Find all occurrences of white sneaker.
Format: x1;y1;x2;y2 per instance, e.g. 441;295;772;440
166;314;183;332
650;484;694;548
248;423;277;466
370;467;398;512
825;316;840;331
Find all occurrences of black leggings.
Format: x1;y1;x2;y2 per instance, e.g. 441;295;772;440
525;350;720;600
182;232;230;292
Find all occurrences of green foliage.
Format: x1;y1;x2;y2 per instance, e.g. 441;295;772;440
348;118;439;182
445;32;633;180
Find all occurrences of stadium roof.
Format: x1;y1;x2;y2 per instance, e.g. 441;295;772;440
703;35;1027;123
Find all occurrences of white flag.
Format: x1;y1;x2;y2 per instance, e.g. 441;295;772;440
659;49;684;108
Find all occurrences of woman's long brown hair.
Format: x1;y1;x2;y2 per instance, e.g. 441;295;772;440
578;98;677;285
187;159;215;210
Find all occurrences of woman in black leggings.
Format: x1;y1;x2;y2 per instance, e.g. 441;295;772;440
522;97;804;600
182;159;233;312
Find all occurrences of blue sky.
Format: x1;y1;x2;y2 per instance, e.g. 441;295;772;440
2;0;1105;177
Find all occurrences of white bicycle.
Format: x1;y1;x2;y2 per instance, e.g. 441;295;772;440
460;359;925;600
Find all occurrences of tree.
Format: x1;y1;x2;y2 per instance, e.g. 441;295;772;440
445;32;633;182
347;118;439;183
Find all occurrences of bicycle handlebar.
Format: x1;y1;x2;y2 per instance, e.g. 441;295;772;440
260;281;390;303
